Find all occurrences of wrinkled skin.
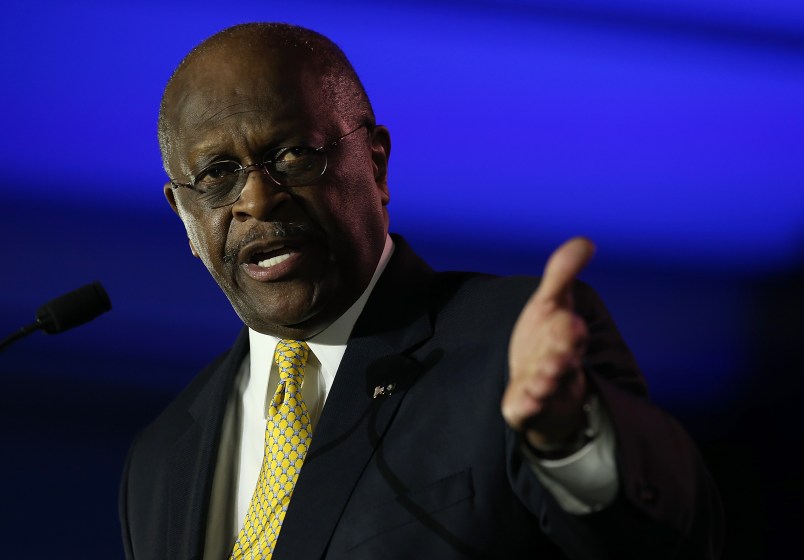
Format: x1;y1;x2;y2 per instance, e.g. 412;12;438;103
162;43;390;340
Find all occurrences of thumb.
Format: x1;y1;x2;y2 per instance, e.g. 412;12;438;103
534;237;595;308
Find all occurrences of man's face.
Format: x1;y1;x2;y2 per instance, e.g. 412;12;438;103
162;45;390;339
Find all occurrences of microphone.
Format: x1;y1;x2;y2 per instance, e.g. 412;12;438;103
0;282;112;351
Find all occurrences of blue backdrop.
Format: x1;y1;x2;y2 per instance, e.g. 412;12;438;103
1;1;802;557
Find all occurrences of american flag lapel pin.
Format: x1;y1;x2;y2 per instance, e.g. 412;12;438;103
373;382;396;399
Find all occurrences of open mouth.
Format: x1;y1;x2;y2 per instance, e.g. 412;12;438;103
250;247;295;269
238;240;312;282
232;222;324;283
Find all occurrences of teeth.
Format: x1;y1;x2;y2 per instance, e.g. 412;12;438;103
256;253;292;268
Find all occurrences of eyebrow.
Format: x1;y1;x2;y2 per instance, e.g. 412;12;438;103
180;118;323;172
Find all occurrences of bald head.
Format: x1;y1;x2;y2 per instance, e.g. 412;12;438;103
158;23;375;171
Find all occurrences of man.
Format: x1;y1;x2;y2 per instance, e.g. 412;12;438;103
120;23;723;559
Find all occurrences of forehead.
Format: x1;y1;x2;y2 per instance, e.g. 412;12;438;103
165;45;339;156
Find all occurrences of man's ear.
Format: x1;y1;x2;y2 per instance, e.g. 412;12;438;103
370;125;391;206
163;182;200;258
188;239;199;257
164;181;181;216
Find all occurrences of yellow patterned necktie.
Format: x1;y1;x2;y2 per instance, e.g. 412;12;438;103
231;340;312;560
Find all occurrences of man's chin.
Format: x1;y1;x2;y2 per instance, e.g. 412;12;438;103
223;270;357;339
240;312;332;340
229;289;331;340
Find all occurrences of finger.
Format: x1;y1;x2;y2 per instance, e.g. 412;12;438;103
534;237;595;308
502;377;546;429
509;306;586;376
502;363;586;432
545;311;588;355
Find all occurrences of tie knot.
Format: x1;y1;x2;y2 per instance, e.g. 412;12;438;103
274;340;310;382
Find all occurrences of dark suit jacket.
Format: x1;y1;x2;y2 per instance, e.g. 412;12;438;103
120;237;723;559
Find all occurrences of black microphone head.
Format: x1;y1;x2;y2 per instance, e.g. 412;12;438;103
35;281;112;334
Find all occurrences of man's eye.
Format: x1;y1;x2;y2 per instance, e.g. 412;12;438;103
195;161;241;189
272;147;318;174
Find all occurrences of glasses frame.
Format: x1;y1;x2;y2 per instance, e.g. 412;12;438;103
168;123;369;207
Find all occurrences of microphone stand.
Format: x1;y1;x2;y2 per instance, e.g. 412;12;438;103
0;321;47;351
0;282;111;352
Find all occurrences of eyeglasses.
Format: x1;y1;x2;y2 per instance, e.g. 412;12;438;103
168;123;368;208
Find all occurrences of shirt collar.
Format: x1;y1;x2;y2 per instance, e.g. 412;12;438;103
248;234;395;378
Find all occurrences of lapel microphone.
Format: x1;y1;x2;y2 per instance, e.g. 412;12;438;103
0;281;112;351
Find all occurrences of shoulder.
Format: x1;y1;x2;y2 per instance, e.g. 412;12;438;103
127;328;248;463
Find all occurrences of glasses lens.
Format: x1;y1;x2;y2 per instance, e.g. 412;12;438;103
195;161;243;207
269;147;326;185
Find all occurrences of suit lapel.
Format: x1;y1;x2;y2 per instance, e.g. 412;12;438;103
166;329;249;560
274;237;435;559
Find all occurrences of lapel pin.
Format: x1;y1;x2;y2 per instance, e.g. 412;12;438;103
373;383;396;399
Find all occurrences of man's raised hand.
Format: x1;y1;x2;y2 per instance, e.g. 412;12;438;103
501;237;595;448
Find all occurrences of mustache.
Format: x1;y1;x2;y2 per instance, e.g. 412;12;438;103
223;222;318;265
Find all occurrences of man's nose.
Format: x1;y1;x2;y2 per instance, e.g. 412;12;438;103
230;166;288;221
